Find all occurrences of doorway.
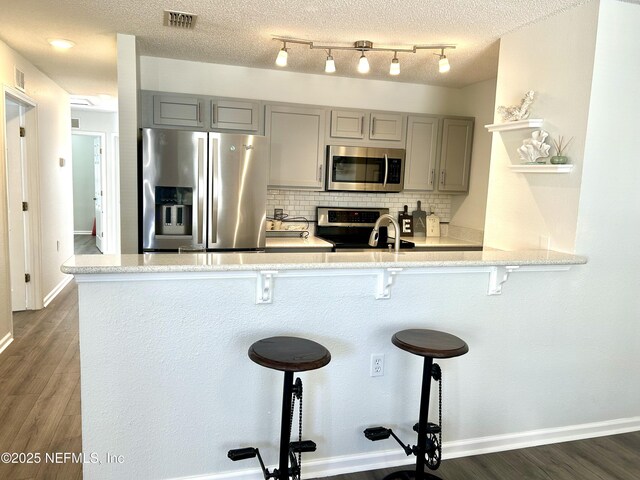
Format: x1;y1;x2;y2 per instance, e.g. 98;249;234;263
71;132;106;254
3;89;41;312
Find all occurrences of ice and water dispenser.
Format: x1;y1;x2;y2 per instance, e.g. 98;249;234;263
154;186;193;236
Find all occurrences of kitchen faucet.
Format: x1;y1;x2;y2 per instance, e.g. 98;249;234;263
369;214;401;253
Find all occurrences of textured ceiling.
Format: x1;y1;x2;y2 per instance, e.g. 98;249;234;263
0;0;590;98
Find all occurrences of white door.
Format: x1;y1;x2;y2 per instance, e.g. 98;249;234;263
5;100;29;311
93;137;104;252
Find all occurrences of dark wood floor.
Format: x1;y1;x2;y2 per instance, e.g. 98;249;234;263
0;282;81;480
311;430;640;479
73;234;101;255
0;281;638;479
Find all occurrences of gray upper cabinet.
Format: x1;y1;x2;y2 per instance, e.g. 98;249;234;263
329;109;404;144
404;116;440;191
369;113;403;141
438;118;474;193
266;105;327;190
212;100;259;132
153;95;205;128
330;110;367;139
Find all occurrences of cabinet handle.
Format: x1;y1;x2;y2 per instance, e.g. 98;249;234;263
318;164;323;182
440;170;445;185
197;102;202;124
430;169;435;186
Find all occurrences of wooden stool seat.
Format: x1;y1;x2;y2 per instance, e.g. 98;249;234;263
392;329;468;359
249;336;331;372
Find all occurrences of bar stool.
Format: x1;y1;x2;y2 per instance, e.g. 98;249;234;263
364;329;468;480
228;336;331;480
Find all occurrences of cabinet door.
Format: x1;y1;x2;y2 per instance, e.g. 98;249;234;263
212;100;259;131
404;116;440;191
153;95;204;127
330;110;366;139
266;105;327;190
438;118;474;193
370;113;403;141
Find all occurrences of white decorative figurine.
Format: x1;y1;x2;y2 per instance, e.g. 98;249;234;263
497;90;536;122
518;129;551;163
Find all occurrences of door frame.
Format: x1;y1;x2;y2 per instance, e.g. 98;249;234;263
72;130;107;252
3;86;43;310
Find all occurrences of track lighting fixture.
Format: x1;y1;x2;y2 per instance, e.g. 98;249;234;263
272;37;455;76
390;51;400;76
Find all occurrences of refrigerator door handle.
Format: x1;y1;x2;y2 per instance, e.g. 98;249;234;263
197;136;206;245
208;136;219;245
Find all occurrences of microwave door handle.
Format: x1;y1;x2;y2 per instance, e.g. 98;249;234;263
383;154;389;187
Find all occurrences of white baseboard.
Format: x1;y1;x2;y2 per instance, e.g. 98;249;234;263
43;275;73;308
0;332;14;355
171;416;640;480
74;231;92;235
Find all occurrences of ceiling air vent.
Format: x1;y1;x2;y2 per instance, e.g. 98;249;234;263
14;67;25;92
164;10;197;29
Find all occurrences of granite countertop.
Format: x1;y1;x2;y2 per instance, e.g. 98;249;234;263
62;249;587;275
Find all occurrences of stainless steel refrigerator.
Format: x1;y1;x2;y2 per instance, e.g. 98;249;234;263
140;128;268;252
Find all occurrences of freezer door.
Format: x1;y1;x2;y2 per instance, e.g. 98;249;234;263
207;134;267;250
141;128;206;251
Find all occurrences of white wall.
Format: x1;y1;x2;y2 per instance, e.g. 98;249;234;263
140;57;463;114
71;135;96;232
450;78;497;232
71;108;119;252
483;1;600;252
572;0;640;414
117;34;138;254
0;40;72;339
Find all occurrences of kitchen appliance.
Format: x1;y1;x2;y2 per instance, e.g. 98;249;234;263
140;128;268;252
316;207;415;251
326;146;405;193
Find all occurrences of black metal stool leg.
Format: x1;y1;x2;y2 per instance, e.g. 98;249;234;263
278;370;294;480
416;356;433;480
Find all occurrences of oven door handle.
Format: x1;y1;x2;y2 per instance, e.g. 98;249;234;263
383;154;389;187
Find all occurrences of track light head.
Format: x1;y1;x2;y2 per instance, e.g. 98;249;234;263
275;43;288;67
390;52;400;76
325;49;336;73
438;48;450;73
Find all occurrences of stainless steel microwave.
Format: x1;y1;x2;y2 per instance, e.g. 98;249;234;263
326;145;405;193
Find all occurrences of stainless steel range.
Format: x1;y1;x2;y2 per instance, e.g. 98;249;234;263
316;207;415;251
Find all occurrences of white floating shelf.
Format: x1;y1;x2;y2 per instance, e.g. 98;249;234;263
510;164;574;173
485;119;544;132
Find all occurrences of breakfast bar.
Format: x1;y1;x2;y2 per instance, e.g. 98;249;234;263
63;250;586;480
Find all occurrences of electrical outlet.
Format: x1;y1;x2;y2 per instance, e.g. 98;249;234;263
274;208;284;220
370;354;384;377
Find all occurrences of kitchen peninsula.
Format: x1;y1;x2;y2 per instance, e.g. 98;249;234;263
63;250;585;480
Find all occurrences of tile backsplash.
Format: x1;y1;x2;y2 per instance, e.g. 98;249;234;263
267;190;451;222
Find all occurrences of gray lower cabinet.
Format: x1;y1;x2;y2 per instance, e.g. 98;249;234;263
439;118;474;193
212;100;259;131
153;95;205;128
266;105;327;190
404;115;440;191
